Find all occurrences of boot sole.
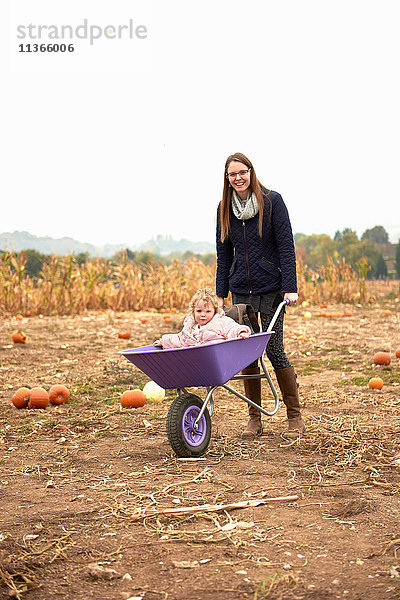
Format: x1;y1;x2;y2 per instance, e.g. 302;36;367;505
242;428;263;440
280;427;306;441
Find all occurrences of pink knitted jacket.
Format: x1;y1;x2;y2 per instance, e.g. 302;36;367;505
160;312;251;349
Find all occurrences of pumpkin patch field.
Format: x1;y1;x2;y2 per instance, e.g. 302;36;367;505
0;294;399;600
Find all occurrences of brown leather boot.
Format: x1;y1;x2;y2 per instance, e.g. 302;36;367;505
242;367;263;439
275;366;305;441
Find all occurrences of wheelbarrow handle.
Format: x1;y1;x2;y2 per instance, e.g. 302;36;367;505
266;299;290;333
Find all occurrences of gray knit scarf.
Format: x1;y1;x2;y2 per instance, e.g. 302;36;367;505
231;189;259;220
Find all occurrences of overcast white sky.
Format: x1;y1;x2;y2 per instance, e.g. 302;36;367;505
2;0;399;248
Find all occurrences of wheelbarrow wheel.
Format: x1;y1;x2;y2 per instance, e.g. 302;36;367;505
166;393;211;457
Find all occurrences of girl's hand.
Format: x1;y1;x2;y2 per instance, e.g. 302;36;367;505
284;292;298;306
153;339;162;346
241;331;250;339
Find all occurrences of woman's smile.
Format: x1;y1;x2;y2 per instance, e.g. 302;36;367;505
227;160;251;199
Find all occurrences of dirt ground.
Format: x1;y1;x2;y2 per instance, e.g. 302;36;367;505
1;299;399;600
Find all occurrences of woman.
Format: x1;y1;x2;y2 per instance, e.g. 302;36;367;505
216;152;305;441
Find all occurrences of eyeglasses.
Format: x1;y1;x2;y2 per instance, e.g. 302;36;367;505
226;168;251;180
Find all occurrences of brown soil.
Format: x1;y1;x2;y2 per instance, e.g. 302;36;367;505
1;302;400;600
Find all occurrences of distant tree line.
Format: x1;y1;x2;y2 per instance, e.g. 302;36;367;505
295;225;400;279
1;248;216;279
2;225;399;280
115;248;216;267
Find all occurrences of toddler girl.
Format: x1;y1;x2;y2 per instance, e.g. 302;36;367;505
154;288;250;349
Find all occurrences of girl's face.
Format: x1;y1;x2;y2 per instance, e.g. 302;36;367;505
194;300;215;326
226;160;251;199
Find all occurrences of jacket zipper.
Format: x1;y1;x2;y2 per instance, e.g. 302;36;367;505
262;257;282;273
242;221;252;294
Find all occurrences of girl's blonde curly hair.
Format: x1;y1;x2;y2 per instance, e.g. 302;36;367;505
188;287;221;317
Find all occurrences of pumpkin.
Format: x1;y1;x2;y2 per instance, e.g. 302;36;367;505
49;385;70;405
373;352;391;366
396;348;400;359
368;377;384;390
11;387;30;409
12;330;27;344
143;380;165;403
28;387;49;409
120;389;146;408
118;332;130;339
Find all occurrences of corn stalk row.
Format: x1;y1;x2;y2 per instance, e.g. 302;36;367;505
0;251;380;316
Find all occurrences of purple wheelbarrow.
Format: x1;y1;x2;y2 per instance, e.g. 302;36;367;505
119;300;288;457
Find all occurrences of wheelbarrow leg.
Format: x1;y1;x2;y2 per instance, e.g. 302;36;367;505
193;386;217;427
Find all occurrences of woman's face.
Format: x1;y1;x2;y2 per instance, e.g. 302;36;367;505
194;300;215;326
226;160;251;199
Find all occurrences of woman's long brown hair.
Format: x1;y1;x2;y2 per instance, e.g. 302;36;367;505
219;152;270;243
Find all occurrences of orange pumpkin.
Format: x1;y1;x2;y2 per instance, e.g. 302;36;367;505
12;330;27;344
11;387;30;409
28;387;49;409
118;332;130;339
120;389;146;408
396;348;400;359
49;385;70;406
368;377;384;390
373;352;391;366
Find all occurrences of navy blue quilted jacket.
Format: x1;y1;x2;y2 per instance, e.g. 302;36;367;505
216;190;297;298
